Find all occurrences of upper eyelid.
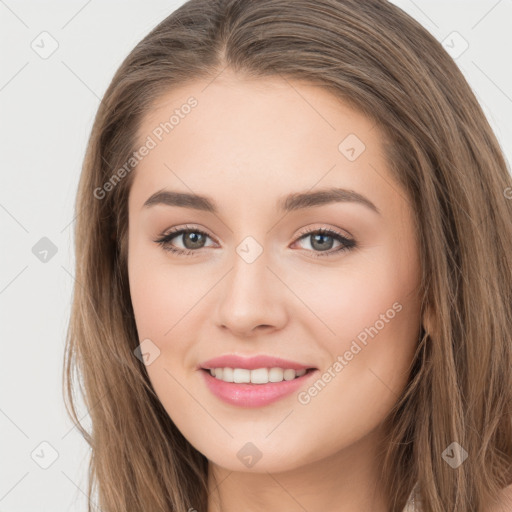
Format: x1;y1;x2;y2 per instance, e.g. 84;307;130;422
160;225;352;242
162;225;217;243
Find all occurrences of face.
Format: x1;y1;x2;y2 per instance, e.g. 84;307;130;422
127;70;422;473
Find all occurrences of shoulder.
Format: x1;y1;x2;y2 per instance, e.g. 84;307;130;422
487;483;512;512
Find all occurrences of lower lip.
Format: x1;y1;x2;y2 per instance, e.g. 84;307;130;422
200;369;318;408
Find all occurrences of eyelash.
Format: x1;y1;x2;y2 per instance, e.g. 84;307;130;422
153;225;356;258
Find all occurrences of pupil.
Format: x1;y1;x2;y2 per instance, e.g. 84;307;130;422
184;232;205;249
312;233;333;251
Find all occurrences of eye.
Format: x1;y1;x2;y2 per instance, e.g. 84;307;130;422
292;227;356;258
153;225;216;256
154;225;356;258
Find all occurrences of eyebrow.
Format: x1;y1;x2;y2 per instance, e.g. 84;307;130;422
142;187;380;215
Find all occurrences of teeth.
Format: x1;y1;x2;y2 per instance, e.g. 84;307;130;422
208;367;308;384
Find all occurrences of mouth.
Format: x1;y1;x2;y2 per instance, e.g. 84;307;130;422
199;366;319;408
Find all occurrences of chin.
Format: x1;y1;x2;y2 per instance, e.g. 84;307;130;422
198;436;325;474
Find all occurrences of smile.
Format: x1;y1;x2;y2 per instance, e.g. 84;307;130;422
200;367;318;407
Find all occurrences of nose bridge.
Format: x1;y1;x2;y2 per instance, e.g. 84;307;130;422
215;236;287;335
230;239;270;297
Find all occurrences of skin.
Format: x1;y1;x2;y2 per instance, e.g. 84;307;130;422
127;69;423;511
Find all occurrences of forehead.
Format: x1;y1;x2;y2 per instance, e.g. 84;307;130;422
136;71;378;153
129;72;393;215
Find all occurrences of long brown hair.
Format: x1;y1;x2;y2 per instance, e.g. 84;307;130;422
63;0;512;510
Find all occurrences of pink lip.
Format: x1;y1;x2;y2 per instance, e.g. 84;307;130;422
200;368;318;408
199;354;314;371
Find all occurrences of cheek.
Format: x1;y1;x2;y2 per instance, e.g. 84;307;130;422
128;244;206;340
127;252;205;441
296;241;421;410
127;247;215;402
295;241;420;349
290;284;420;462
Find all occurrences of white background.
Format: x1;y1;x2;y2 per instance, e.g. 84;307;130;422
1;1;511;510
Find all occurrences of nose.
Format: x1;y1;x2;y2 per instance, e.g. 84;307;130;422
215;250;288;338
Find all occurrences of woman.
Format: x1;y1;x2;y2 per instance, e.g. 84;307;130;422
63;0;512;510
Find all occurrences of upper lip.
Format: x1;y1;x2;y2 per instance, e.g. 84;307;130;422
199;354;316;371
